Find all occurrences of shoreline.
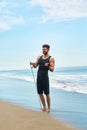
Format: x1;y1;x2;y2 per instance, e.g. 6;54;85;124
0;75;87;130
0;100;76;130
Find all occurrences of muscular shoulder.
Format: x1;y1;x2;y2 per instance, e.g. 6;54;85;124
49;57;55;62
36;55;42;61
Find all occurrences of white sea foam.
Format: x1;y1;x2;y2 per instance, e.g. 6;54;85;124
49;74;87;94
0;73;34;82
0;73;87;94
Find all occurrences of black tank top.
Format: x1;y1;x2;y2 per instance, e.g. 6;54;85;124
38;56;51;76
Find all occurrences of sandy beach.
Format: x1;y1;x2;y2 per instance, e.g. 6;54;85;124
0;101;76;130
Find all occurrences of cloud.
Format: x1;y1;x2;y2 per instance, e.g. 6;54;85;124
28;0;87;22
0;1;24;31
0;1;8;8
0;22;10;30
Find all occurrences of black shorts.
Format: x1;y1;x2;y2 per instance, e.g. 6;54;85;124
37;73;49;95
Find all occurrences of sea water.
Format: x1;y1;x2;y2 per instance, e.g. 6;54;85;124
0;66;87;94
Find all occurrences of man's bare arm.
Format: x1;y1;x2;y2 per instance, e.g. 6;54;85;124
49;57;55;72
30;56;40;68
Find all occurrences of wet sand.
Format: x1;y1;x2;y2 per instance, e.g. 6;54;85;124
0;101;76;130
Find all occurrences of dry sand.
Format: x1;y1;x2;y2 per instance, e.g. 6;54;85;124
0;101;76;130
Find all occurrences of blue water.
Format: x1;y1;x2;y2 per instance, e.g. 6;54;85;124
0;66;87;130
55;66;87;74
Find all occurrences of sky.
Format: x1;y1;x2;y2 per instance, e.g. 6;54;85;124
0;0;87;70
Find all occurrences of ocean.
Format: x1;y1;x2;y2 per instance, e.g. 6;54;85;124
50;66;87;94
0;66;87;130
0;66;87;94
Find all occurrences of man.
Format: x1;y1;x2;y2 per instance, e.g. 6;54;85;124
30;44;55;112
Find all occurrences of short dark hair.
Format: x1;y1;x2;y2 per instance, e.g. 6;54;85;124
42;44;50;49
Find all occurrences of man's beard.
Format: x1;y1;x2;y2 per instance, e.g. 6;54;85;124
43;52;48;55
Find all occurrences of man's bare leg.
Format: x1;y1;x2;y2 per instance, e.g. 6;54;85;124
39;94;46;112
46;94;50;112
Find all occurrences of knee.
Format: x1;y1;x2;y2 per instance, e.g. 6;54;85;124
46;94;50;98
39;94;43;97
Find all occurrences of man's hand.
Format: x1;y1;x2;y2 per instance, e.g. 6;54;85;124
30;62;37;68
30;62;36;67
30;62;34;66
44;63;49;67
